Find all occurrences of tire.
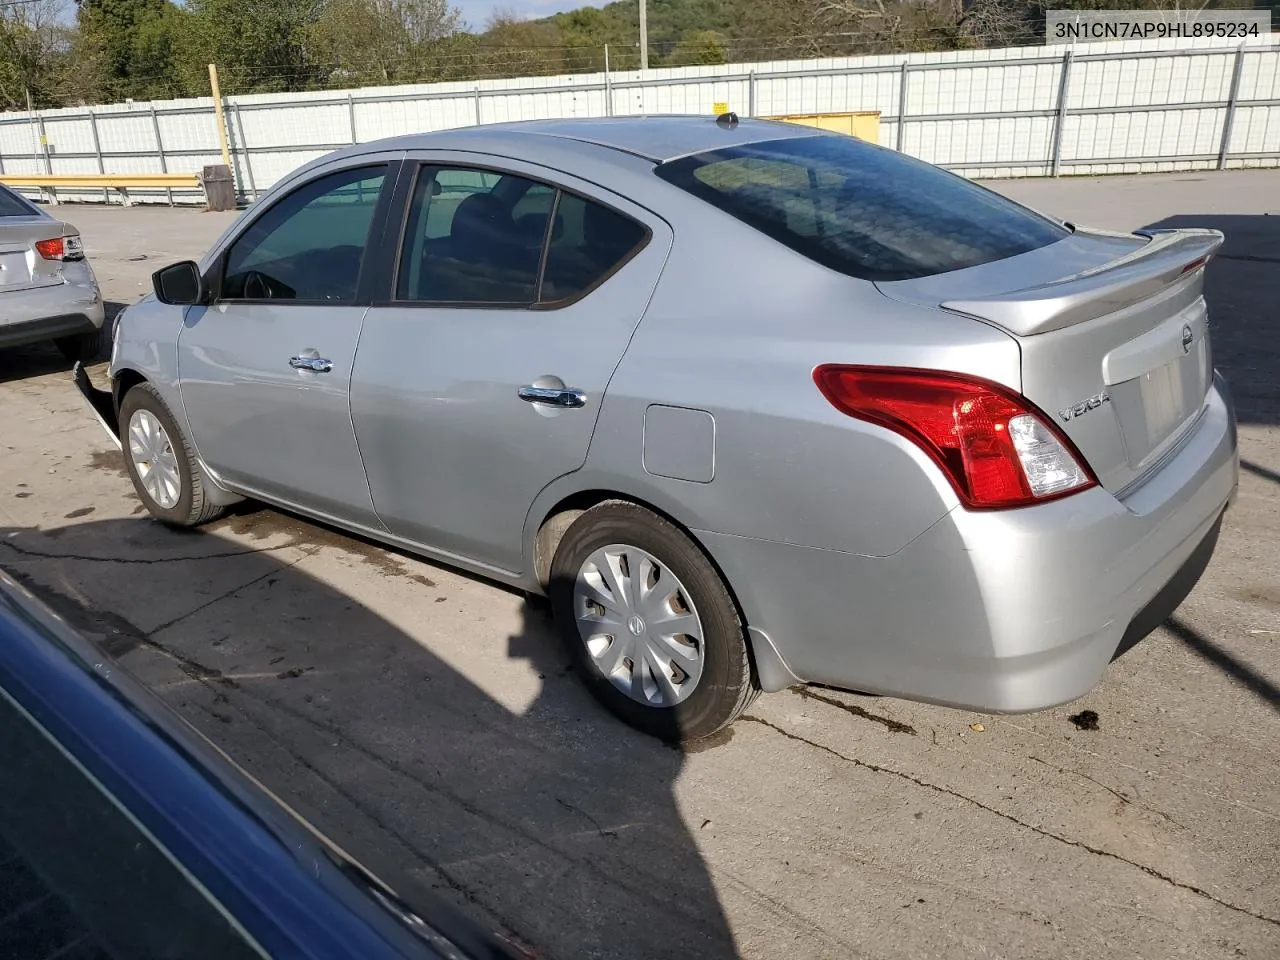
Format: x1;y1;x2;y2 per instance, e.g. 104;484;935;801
549;501;758;742
118;382;226;527
55;327;104;363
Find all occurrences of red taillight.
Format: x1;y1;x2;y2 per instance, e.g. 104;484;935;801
1181;256;1208;275
35;238;65;260
812;365;1098;510
33;235;84;262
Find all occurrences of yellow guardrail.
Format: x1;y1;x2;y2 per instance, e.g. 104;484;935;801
0;173;203;207
0;173;199;189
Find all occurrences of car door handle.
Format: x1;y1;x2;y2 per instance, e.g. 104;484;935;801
518;385;587;408
290;356;333;373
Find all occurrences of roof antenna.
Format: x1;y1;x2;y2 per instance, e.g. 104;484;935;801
715;111;739;129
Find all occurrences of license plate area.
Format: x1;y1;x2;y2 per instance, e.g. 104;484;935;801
0;251;32;288
1110;338;1209;469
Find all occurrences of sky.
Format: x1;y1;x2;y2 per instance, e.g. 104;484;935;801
454;0;604;32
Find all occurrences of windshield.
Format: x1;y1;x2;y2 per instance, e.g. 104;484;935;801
655;135;1069;282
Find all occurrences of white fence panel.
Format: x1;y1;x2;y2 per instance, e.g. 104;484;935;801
1;36;1277;205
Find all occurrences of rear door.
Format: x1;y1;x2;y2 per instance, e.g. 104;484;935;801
351;155;671;573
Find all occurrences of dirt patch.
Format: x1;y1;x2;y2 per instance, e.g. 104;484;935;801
88;448;128;478
212;509;443;588
681;726;735;754
1068;710;1100;731
64;507;95;519
796;687;918;735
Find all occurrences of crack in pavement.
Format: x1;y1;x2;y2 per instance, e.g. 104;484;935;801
794;687;917;735
740;715;1279;929
1026;755;1192;833
0;536;290;565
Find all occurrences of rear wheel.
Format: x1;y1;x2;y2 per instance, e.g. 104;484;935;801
55;328;104;363
119;383;226;527
549;501;758;742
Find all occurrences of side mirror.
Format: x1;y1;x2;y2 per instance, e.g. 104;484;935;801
152;261;206;306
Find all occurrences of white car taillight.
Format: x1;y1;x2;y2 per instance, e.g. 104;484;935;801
1007;414;1092;498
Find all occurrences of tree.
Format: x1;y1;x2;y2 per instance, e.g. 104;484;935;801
0;0;73;110
75;0;191;103
177;0;326;95
307;0;461;86
666;29;727;66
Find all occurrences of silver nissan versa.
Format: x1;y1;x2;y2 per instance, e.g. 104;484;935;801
0;184;106;360
76;116;1239;742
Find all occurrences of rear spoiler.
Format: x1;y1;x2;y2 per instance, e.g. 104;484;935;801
941;227;1224;337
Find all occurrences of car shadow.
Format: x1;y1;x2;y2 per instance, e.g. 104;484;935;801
0;517;741;960
0;301;126;386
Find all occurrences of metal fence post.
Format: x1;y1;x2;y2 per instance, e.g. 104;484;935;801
234;105;256;202
35;113;53;203
88;111;108;204
896;61;910;152
1049;50;1074;177
347;93;358;144
474;86;482;126
748;70;757;118
1218;45;1246;170
604;44;613;117
148;106;174;207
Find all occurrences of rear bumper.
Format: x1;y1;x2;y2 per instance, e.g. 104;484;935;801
699;373;1239;711
0;274;105;348
0;313;101;349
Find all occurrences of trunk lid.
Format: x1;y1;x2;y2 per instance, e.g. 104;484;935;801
0;216;72;294
876;227;1224;494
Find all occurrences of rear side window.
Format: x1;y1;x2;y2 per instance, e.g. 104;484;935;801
395;165;648;306
0;186;38;218
655;135;1069;282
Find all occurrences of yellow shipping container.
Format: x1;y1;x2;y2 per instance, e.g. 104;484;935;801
767;111;881;142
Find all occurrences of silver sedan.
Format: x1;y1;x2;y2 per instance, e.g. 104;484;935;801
0;184;106;360
76;116;1239;741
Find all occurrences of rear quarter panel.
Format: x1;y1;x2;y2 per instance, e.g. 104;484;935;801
537;198;1025;561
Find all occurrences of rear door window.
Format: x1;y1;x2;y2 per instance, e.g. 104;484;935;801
655;135;1069;281
394;166;648;306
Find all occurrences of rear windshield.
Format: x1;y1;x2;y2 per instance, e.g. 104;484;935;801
655;135;1069;282
0;185;38;217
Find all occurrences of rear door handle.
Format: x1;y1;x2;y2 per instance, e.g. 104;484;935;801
518;385;586;408
290;356;333;373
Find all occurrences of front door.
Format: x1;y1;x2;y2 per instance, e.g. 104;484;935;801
351;158;672;573
178;160;398;528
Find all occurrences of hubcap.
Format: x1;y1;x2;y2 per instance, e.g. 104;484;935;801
573;544;705;707
127;409;181;510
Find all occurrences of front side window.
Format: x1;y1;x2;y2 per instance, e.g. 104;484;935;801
395;166;648;306
222;165;387;302
655;135;1069;282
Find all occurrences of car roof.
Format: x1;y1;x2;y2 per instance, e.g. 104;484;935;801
364;115;831;164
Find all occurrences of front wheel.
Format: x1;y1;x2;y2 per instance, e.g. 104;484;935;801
549;501;758;742
118;383;226;527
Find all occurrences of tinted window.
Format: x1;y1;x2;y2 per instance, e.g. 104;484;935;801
396;167;647;306
540;192;647;303
396;168;547;304
223;166;385;302
655;135;1069;282
0;690;261;959
0;185;37;217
